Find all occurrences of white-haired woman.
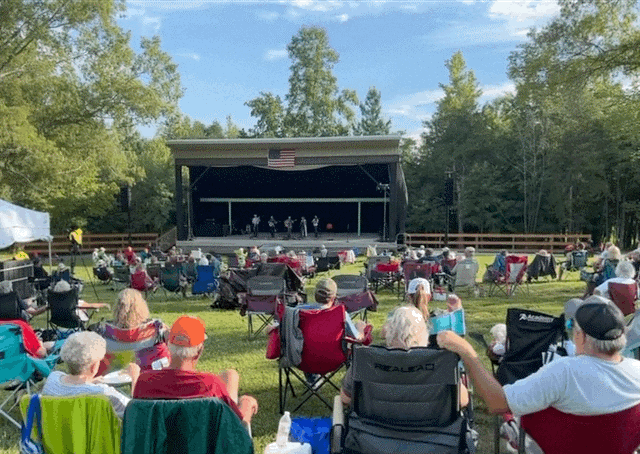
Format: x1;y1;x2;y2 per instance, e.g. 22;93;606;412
595;260;639;299
341;306;469;407
42;331;139;417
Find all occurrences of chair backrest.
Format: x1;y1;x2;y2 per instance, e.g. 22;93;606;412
403;262;436;289
453;260;478;288
570;251;588;269
247;276;285;296
351;345;460;427
609;282;638;316
0;324;34;384
0;291;22;320
496;308;565;385
160;266;183;291
333;274;368;297
506;255;528;283
192;265;218;295
121;398;253;454
130;270;149;292
113;266;131;283
296;305;348;375
521;404;640;454
146;264;162;281
20;394;121;454
98;320;169;370
47;288;82;329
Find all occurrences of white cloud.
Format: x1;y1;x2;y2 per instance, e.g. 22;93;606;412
489;0;560;22
141;16;162;34
265;49;288;61
289;0;344;12
177;52;201;61
335;13;349;22
128;1;208;11
123;6;145;18
480;82;516;101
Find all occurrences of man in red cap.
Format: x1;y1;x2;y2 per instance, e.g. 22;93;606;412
133;315;258;424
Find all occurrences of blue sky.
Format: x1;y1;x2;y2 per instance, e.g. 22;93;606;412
121;1;561;141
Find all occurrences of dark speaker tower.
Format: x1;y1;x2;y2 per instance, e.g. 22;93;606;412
444;178;454;206
120;185;131;211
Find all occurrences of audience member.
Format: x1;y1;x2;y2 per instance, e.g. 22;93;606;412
133;315;258;425
130;263;158;292
42;331;138;418
0;280;47;320
406;277;431;322
51;280;109;321
124;246;137;266
437;296;640;422
341;306;469;407
594;260;638;299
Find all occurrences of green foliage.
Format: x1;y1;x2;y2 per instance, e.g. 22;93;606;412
355;87;392;136
0;0;182;231
247;26;358;138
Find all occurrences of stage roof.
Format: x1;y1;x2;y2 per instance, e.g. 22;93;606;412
167;135;402;167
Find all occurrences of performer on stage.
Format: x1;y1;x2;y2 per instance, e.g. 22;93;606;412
68;225;83;274
300;217;308;238
268;216;278;238
251;214;260;238
312;216;319;238
284;216;295;240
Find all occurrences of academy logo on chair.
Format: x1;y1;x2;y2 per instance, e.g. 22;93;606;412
519;313;555;324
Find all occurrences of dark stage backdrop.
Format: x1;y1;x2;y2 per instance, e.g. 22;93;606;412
190;165;390;236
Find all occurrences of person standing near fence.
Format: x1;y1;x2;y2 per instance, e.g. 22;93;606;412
68;225;83;274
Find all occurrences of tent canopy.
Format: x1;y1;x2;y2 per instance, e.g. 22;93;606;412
0;199;52;249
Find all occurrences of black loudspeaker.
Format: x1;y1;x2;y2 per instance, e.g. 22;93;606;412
444;178;454;206
120;185;131;211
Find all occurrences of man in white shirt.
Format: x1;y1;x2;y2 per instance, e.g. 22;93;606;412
438;296;640;419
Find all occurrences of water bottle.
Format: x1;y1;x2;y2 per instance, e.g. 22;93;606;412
276;411;291;448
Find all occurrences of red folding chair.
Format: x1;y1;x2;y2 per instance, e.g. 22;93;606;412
520;404;640;454
243;276;285;339
278;305;359;413
609;282;638;317
402;261;439;299
489;255;529;297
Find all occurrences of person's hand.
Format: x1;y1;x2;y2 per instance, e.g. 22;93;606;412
238;395;259;422
125;363;141;382
437;331;476;358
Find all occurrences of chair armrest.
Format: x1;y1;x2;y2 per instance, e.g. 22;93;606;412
330;395;344;454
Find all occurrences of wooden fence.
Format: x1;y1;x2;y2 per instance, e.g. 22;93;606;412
22;233;159;256
402;233;592;253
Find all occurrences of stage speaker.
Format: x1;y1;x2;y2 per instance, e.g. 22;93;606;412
119;185;131;211
444;178;454;206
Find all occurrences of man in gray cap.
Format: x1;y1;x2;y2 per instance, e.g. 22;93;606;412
437;295;640;419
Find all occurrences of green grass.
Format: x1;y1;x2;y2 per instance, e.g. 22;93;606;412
0;254;588;454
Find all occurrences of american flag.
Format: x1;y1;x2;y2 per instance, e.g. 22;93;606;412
268;148;295;168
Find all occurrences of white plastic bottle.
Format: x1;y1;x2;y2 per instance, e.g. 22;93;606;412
276;411;291;448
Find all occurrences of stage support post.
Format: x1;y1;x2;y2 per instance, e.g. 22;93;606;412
175;165;186;241
228;201;232;233
358;202;361;236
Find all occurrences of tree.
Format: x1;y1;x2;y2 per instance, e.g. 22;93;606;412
246;26;358;137
355;87;391;135
0;0;182;230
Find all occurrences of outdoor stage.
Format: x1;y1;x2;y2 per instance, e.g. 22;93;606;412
177;232;397;255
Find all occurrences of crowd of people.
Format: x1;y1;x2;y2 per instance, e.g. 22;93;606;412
4;241;640;452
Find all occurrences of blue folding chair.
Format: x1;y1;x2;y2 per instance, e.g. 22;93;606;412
191;265;218;296
0;324;58;428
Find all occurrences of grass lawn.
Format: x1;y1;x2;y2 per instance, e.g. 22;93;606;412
0;253;587;454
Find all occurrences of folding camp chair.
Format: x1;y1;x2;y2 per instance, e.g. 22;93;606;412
402;261;438;300
558;250;589;280
183;260;199;284
489;255;529;297
47;287;92;330
0;291;24;320
92;265;112;284
278;304;360;413
160;265;187;298
609;282;638;317
121;398;253;454
364;256;390;292
244;275;285;339
93;319;170;375
518;404;640;454
192;264;218;296
20;394;121;454
331;345;474;454
493;308;566;453
452;259;482;297
111;265;131;291
1;324;57;429
316;256;341;273
333;275;376;322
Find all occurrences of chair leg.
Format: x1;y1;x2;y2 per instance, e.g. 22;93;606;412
494;414;501;454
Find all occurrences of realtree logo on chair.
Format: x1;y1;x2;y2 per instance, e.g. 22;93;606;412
373;362;435;373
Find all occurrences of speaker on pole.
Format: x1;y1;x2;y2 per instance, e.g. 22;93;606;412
444;178;454;206
119;185;131;212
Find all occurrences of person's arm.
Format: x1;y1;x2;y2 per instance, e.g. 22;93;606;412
237;395;258;424
437;331;509;414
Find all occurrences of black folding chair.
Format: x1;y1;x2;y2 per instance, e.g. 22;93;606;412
0;292;23;320
47;288;89;330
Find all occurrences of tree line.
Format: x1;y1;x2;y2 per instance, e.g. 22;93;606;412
1;0;639;247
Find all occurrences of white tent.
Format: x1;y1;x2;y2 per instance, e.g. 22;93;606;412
0;199;52;249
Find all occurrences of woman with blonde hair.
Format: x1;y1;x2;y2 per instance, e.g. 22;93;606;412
94;289;170;374
406;277;431;322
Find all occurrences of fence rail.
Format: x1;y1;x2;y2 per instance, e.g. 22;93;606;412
22;233;159;255
403;233;592;253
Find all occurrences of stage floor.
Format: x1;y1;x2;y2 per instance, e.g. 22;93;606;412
177;233;396;255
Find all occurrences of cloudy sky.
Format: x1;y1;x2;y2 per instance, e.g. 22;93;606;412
121;0;561;140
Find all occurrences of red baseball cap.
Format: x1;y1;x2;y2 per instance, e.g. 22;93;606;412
169;316;207;347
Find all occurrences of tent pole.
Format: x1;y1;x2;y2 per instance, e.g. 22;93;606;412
48;240;53;272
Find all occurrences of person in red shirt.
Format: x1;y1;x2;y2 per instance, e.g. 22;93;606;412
124;246;137;266
0;319;47;358
133;315;258;424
